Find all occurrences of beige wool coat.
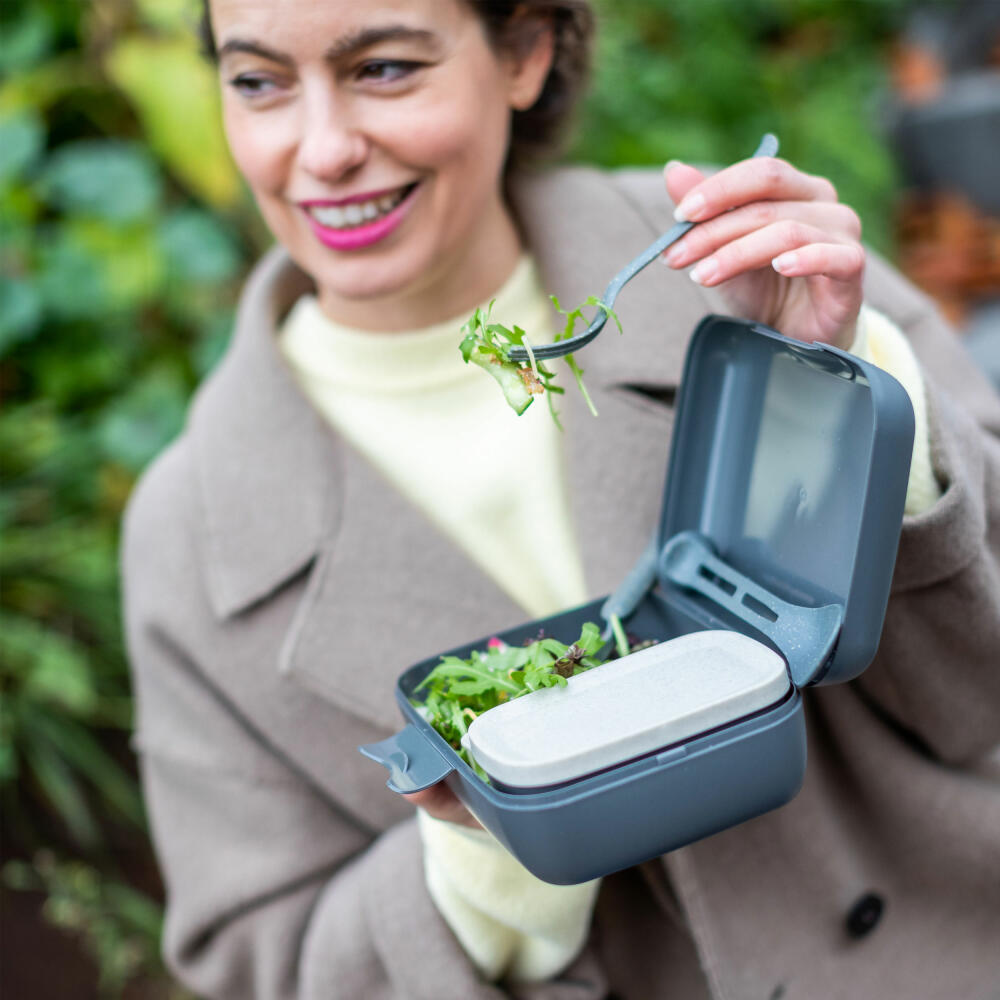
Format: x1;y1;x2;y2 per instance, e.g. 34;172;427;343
122;167;1000;1000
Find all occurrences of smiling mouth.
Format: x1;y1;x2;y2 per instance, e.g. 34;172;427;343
304;183;419;230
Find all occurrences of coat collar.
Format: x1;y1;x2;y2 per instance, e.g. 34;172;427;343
188;166;717;727
189;246;327;618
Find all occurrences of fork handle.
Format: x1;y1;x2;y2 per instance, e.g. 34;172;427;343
507;133;779;363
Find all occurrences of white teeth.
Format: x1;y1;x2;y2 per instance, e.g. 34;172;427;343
311;205;347;227
308;186;411;230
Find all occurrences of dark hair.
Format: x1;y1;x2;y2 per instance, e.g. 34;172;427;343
198;1;594;169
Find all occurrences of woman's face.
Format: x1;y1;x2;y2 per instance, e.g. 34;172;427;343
211;0;553;329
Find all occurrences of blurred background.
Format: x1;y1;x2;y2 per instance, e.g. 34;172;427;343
1;0;997;996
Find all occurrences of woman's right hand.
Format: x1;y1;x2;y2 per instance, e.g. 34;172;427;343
662;156;865;351
403;783;483;830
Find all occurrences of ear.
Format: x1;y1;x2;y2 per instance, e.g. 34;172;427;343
504;16;556;111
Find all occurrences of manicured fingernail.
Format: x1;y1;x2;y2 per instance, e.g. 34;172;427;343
674;192;705;222
663;243;686;267
772;252;798;274
664;159;683;176
689;258;718;285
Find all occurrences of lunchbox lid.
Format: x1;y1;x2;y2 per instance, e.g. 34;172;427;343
656;317;914;688
463;630;790;790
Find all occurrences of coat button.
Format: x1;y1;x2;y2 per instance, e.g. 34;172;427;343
845;892;884;939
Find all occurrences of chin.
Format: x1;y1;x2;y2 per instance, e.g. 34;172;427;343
310;256;420;303
302;226;448;304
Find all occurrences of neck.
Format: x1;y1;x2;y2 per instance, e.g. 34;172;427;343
315;194;523;333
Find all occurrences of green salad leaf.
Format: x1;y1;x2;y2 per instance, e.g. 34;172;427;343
459;295;620;428
414;623;607;779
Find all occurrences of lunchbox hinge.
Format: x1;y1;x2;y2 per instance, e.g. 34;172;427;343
658;531;842;688
599;535;660;635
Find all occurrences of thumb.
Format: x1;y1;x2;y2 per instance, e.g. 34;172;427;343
663;160;705;208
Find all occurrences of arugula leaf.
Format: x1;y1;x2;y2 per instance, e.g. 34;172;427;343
550;294;621;420
413;623;612;776
417;657;522;697
459;295;620;426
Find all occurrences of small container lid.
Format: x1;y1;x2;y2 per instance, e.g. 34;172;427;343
657;318;914;687
464;630;789;789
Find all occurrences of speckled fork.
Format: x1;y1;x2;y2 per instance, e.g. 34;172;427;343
505;133;780;364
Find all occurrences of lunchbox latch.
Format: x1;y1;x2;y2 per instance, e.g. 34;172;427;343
359;723;456;793
658;531;843;688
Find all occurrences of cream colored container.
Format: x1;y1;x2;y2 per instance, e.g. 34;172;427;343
462;630;790;790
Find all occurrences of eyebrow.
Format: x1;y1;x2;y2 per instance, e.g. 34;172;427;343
217;26;440;66
327;26;439;60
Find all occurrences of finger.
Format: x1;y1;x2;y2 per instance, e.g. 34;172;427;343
771;243;867;283
687;221;864;287
674;158;838;223
402;785;482;829
663;200;862;269
663;160;706;207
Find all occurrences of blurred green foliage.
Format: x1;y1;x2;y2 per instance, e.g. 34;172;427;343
0;0;256;991
578;0;908;252
3;851;192;998
0;0;910;994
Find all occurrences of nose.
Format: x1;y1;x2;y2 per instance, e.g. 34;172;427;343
296;88;368;183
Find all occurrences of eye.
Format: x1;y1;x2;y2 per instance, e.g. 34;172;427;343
355;60;422;84
228;74;279;99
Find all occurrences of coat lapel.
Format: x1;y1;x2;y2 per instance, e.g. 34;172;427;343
278;444;526;731
189;166;717;732
190;259;527;734
190;248;326;618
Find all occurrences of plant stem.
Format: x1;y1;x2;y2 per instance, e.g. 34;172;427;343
610;614;630;658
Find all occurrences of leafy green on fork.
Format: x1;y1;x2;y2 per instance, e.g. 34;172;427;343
459;296;620;427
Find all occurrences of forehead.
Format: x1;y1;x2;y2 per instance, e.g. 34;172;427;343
210;0;472;50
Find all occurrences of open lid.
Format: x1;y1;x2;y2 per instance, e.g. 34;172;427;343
657;316;915;687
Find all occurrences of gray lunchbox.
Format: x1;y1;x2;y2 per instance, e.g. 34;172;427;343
360;315;915;885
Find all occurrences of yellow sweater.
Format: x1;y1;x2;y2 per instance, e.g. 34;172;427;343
280;260;939;985
279;256;587;620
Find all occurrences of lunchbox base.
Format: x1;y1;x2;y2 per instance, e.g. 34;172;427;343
449;688;803;884
393;595;807;885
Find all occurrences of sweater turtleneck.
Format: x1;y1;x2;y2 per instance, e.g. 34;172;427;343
279;254;588;619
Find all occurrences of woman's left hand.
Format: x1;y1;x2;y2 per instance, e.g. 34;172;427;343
662;156;865;350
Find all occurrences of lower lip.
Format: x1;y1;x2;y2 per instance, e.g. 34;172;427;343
302;185;418;251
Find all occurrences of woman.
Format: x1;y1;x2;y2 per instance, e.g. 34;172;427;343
122;1;1000;997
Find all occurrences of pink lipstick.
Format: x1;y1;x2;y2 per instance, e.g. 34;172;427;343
301;183;419;251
